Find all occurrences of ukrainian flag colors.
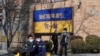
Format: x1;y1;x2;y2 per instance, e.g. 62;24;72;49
33;7;73;33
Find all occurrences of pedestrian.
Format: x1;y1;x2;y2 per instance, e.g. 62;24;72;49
59;28;70;56
34;35;46;56
21;34;35;56
51;30;58;55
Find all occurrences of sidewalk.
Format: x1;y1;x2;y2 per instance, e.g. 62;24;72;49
0;51;100;56
53;53;100;56
0;50;13;56
0;50;7;55
72;53;100;56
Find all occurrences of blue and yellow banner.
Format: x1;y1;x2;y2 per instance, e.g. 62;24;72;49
33;7;73;33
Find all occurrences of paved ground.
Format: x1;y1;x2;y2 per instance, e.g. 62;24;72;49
0;50;100;56
53;53;100;56
71;53;100;56
0;54;100;56
68;53;100;56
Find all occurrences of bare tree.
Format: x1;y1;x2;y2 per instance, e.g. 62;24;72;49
4;0;34;48
4;0;21;47
74;2;96;35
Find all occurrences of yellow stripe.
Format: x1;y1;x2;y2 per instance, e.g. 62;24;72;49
33;20;72;33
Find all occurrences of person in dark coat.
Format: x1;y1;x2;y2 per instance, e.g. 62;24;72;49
34;35;46;56
51;30;58;54
21;35;35;56
59;28;70;56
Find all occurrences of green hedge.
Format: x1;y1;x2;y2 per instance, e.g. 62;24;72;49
71;35;100;53
84;44;95;53
44;41;53;52
71;39;85;53
85;35;100;53
71;36;83;40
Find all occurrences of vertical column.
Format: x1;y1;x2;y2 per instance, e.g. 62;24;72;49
2;0;7;52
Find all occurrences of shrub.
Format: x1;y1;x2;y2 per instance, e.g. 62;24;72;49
71;39;85;53
44;41;53;52
71;36;83;40
86;35;100;53
84;44;95;53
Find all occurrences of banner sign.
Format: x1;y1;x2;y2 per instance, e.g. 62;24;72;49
33;7;73;33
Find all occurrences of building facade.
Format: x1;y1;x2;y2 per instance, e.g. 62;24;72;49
30;0;100;41
1;0;100;48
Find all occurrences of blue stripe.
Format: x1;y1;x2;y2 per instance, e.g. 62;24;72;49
33;7;72;22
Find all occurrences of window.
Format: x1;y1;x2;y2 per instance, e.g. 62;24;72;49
0;15;2;19
33;0;65;3
0;0;2;4
0;15;2;29
0;9;2;13
0;5;2;12
52;0;61;2
38;0;51;3
0;0;2;2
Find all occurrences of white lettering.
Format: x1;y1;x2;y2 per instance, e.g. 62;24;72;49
51;14;55;18
39;14;45;19
56;13;59;18
59;13;64;18
39;13;64;20
46;14;50;19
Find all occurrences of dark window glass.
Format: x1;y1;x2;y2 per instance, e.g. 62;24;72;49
0;9;2;13
33;0;64;3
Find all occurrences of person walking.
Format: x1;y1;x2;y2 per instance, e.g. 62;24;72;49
59;28;70;56
51;30;58;55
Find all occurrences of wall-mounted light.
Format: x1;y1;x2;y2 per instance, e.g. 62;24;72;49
78;0;81;9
